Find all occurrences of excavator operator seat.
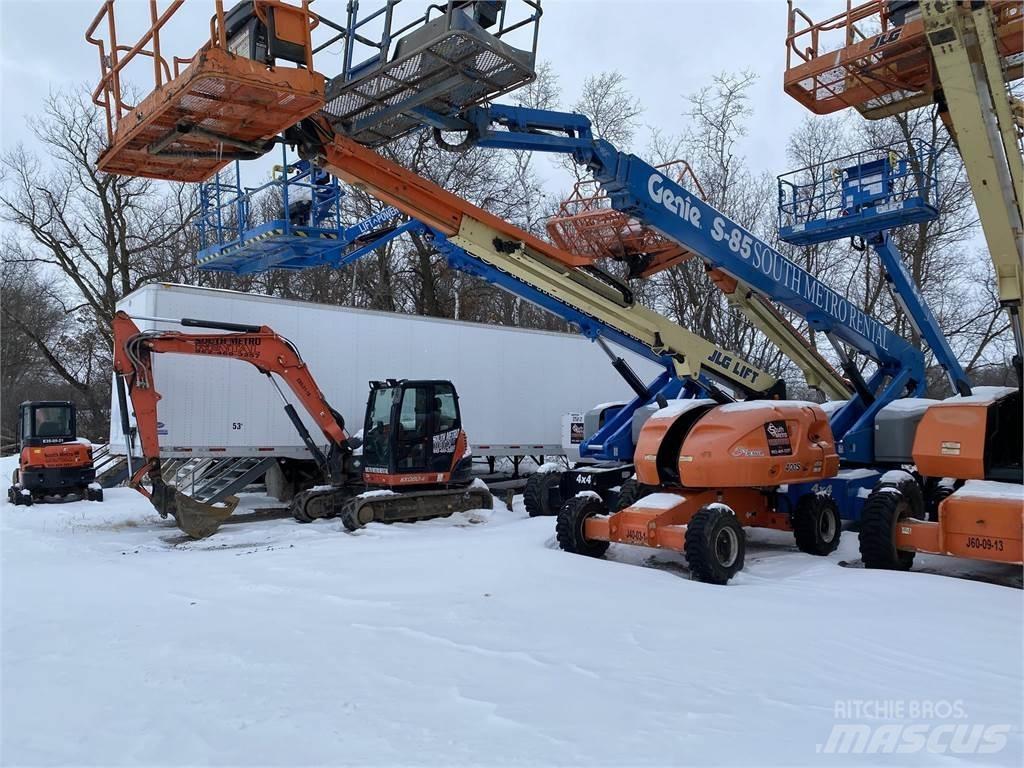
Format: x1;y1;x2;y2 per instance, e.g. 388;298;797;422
323;0;541;147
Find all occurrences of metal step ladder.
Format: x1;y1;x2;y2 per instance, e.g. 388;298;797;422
92;444;130;488
161;456;276;505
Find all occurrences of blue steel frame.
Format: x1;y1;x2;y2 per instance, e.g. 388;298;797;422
196;146;407;273
427;230;709;462
777;141;940;246
777;142;970;396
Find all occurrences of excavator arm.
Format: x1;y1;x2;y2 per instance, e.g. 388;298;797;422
112;311;350;537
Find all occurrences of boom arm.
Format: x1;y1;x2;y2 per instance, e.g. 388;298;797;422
294;110;916;459
294;118;848;400
112;311;350;521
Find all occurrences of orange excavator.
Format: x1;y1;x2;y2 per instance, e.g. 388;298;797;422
112;311;491;538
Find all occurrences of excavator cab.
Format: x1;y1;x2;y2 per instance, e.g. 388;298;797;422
360;380;472;485
7;401;102;505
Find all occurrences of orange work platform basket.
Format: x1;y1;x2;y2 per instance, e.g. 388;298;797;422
86;1;326;183
783;0;1022;118
546;161;706;278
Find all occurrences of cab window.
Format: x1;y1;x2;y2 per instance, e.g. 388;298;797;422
32;406;72;439
434;384;459;433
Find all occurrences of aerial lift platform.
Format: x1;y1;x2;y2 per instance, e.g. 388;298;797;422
194;152;409;273
86;0;327;182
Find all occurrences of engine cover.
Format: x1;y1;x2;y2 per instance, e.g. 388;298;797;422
677;401;839;488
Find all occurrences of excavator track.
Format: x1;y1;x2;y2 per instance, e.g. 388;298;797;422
339;485;494;531
290;486;352;523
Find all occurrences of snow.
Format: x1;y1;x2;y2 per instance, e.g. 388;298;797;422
880;469;915;485
837;468;882;481
819;399;850;415
955;480;1024;502
878;398;938;414
944;386;1017;405
88;482;102;491
649;398;715;420
1;452;1021;766
587;400;627;412
631;492;687;510
718;399;821;414
535;462;562;474
358;489;398;499
573;490;602;501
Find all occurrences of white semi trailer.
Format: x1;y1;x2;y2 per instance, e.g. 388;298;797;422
109;284;660;467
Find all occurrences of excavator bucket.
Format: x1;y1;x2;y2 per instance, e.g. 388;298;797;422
172;491;241;539
150;478;240;539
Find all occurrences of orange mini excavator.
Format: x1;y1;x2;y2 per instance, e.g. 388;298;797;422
112;311;491;538
7;401;103;505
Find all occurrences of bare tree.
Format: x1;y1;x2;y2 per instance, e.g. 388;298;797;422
0;87;199;434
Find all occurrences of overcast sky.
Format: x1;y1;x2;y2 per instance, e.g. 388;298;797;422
0;0;839;192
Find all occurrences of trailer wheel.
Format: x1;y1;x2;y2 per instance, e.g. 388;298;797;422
524;471;563;517
684;505;745;585
86;486;104;503
859;487;917;571
556;496;609;557
792;494;841;555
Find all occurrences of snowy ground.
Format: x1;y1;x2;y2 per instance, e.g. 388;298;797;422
1;453;1021;767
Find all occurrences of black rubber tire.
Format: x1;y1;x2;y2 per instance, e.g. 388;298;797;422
524;472;563;517
926;483;955;522
556;495;610;557
615;478;653;512
86;487;104;503
878;474;925;519
684;505;746;585
7;486;16;505
859;488;917;571
792;494;842;555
